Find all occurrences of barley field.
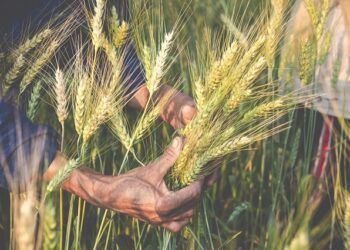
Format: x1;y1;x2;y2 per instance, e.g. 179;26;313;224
0;0;350;249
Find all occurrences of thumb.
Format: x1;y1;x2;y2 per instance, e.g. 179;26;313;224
154;137;183;177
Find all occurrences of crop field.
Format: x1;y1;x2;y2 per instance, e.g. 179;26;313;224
0;0;350;249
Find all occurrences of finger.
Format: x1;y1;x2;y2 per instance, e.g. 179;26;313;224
168;208;195;221
156;179;203;216
206;168;219;188
161;198;197;218
152;137;183;177
162;219;190;233
178;100;197;126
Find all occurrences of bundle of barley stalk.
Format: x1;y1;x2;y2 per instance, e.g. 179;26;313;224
166;0;300;188
0;0;299;193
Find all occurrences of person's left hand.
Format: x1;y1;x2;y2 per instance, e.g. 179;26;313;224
156;85;196;130
127;84;196;130
128;84;218;187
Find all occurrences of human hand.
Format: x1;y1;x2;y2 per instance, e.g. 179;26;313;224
158;86;196;129
102;137;203;232
127;84;196;130
127;84;219;186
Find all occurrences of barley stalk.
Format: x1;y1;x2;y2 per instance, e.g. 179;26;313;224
224;57;266;112
4;54;25;90
241;99;284;123
92;0;106;49
286;230;310;250
15;197;36;250
220;14;248;48
176;136;251;186
143;45;152;82
147;31;174;95
299;38;316;86
231;35;266;78
55;68;68;125
304;0;319;30
132;105;161;144
266;0;285;65
319;31;332;64
224;89;253;113
26;80;42;121
207;41;239;92
74;77;88;136
43;198;59;250
11;29;52;59
46;159;79;193
110;111;133;150
20;40;59;94
206;136;252;160
193;78;205;111
82;94;113;143
110;5;120;32
113;21;129;49
172;143;193;176
183;37;266;136
101;36;122;89
316;0;330;41
344;196;350;249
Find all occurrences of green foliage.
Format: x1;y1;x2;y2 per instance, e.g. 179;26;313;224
0;0;349;249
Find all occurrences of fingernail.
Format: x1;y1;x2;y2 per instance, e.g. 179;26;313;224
171;137;180;148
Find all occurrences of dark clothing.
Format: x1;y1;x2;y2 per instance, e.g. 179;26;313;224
0;102;58;189
0;0;145;189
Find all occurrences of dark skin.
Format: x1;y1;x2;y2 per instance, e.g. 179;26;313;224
44;84;217;233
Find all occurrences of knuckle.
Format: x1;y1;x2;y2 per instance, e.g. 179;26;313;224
165;147;180;160
169;224;181;233
156;199;171;216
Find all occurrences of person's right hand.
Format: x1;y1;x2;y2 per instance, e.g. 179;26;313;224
47;137;204;233
101;137;203;232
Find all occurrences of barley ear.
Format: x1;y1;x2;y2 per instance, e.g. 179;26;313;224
74;77;88;136
43;198;59;250
241;100;284;123
143;45;152;82
220;14;248;48
224;57;266;112
316;0;330;41
82;95;113;143
20;40;59;94
285;229;310;250
110;5;120;33
46;159;79;193
193;79;205;111
26;80;42;121
4;54;25;92
113;21;129;49
101;35;123;90
147;31;174;95
266;0;285;66
304;0;319;31
132;105;161;143
207;41;239;92
11;29;52;59
54;68;68;125
110;111;133;150
92;0;106;49
344;196;350;249
319;31;332;64
299;38;316;86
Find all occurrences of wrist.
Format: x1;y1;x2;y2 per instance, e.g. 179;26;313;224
64;167;121;209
